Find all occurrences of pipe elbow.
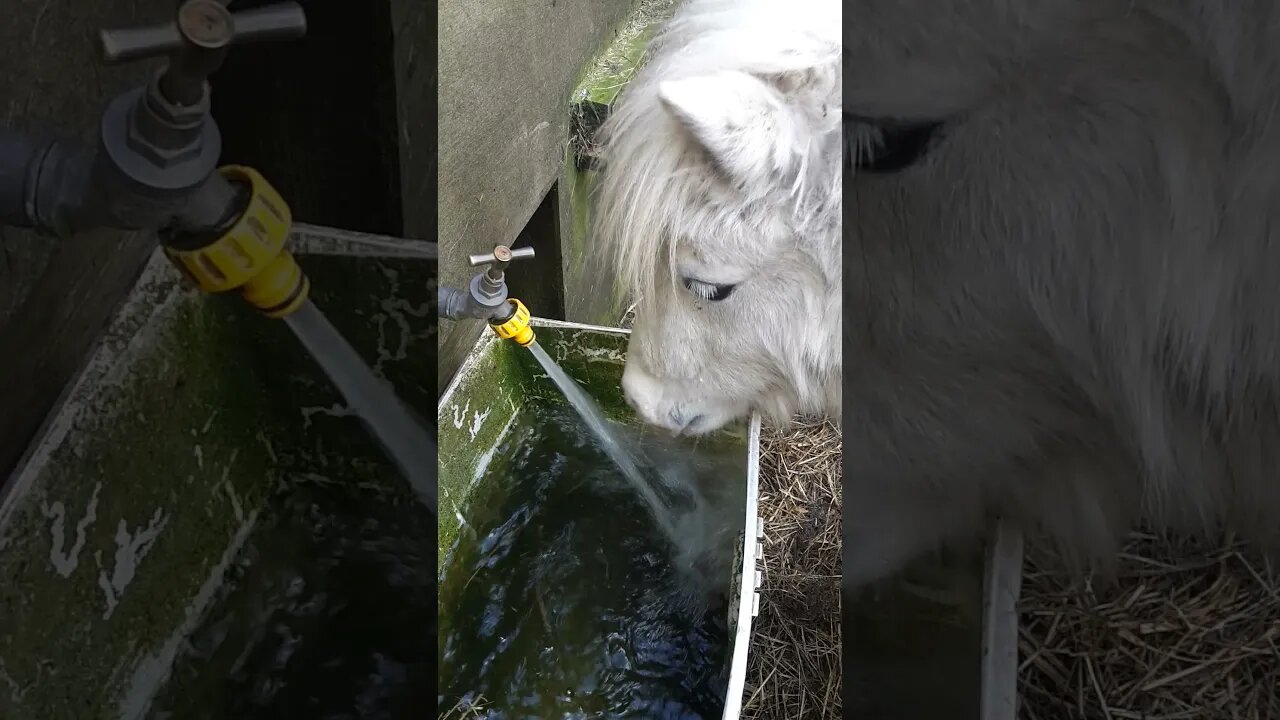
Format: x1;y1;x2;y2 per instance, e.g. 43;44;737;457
0;131;44;229
438;285;468;320
0;129;106;239
0;131;96;237
38;142;97;237
438;283;512;321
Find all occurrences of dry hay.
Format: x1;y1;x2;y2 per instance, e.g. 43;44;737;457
1020;530;1280;720
741;418;842;720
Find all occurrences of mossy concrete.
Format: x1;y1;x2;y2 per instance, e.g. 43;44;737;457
437;321;632;568
0;238;435;719
559;159;625;327
571;0;675;111
0;262;276;720
559;0;676;326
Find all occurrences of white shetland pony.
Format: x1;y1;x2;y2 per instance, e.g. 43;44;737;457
600;0;1280;592
595;0;842;438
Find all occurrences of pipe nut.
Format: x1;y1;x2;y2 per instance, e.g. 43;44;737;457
164;164;293;294
490;298;535;347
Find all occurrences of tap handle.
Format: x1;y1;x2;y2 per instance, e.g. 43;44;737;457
467;245;535;274
100;0;307;108
99;1;307;63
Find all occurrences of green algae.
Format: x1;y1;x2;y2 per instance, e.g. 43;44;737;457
437;323;637;567
0;247;437;720
0;277;280;720
570;0;676;110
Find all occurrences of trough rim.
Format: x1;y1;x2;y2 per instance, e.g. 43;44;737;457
722;413;762;720
980;518;1025;720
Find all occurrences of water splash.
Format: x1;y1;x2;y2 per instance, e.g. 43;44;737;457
526;341;720;582
284;300;436;511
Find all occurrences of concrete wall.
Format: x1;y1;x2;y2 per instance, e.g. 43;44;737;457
436;0;636;385
210;0;404;237
391;0;437;247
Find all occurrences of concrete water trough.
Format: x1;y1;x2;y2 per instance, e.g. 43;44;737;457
0;227;437;720
437;318;762;719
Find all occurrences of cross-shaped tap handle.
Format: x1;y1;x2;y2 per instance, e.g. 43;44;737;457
468;245;536;279
99;0;307;65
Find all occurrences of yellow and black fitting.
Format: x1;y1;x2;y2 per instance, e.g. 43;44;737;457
489;298;535;347
240;251;312;319
163;165;310;318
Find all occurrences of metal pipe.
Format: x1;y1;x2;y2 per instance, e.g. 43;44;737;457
1;2;310;242
440;285;485;320
170;170;246;243
441;245;538;320
0;126;244;241
0;130;49;229
0;130;98;237
441;283;518;321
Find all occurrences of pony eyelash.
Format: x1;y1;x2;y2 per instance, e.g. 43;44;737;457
682;277;738;301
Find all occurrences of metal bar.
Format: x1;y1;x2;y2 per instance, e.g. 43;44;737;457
980;517;1025;720
289;222;438;259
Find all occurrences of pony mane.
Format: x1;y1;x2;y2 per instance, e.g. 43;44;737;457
593;0;842;303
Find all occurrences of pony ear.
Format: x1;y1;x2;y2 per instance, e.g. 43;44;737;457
657;71;799;187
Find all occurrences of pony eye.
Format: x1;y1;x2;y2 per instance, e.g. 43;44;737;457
682;277;737;301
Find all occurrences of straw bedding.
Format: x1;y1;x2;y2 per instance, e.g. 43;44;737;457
741;418;843;720
1020;530;1280;720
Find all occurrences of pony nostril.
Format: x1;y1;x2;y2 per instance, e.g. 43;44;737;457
682;414;705;435
669;410;704;436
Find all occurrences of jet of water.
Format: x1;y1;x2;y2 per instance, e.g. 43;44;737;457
526;341;710;571
284;300;438;514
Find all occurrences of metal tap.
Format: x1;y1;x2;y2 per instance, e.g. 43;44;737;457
0;0;307;242
439;244;536;322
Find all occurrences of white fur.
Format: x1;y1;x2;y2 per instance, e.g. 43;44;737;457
595;0;842;435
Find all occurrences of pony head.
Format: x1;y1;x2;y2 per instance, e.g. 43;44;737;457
594;0;843;435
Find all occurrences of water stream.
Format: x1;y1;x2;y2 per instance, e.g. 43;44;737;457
526;341;704;565
284;299;437;512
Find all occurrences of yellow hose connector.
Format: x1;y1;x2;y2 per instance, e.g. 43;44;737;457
490;298;535;347
164;165;310;318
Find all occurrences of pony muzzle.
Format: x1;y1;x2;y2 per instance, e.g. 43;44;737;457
621;359;740;435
